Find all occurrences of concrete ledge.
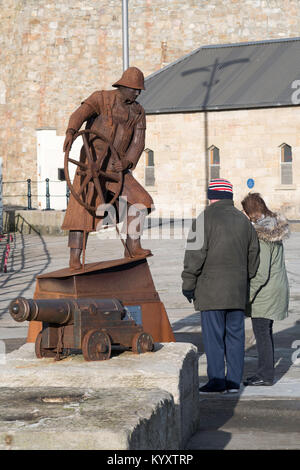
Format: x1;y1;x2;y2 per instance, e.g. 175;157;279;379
0;342;199;450
0;387;176;450
4;209;67;236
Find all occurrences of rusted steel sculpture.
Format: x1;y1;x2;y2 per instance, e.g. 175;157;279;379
62;66;154;270
24;67;176;349
10;296;154;361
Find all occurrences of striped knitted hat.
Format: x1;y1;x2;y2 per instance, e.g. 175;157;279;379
207;178;233;200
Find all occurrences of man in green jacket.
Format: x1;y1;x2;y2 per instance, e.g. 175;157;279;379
181;179;260;393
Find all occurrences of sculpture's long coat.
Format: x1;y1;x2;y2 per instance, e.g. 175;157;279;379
62;89;153;232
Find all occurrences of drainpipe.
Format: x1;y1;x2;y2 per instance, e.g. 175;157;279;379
0;157;2;234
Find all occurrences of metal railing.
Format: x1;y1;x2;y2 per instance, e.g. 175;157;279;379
2;179;70;210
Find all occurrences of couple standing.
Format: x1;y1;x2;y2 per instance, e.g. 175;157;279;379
181;179;290;393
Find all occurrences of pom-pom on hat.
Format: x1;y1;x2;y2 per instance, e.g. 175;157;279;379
207;178;233;200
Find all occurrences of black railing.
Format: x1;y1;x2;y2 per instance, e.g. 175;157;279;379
2;179;70;210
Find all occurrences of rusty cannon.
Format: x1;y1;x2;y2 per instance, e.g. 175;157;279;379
9;297;154;361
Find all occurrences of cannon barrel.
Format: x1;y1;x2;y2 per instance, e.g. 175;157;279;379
9;297;125;324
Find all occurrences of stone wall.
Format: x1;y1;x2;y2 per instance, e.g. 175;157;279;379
1;0;300;209
1;0;300;174
135;106;300;220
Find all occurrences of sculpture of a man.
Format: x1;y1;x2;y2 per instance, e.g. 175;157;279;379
62;67;154;270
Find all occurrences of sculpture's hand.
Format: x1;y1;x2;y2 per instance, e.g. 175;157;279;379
112;158;133;172
63;128;77;153
63;133;73;153
111;159;123;172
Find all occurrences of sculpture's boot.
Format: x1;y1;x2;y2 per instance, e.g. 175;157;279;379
124;210;152;258
68;230;88;270
69;248;82;271
124;236;152;258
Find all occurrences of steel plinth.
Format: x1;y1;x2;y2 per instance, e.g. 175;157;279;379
27;255;175;345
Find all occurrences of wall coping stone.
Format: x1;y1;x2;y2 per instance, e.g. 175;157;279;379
0;341;199;449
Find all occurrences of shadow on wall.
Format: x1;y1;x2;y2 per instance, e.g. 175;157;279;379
3;208;41;235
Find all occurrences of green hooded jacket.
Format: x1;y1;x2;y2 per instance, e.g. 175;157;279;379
247;214;290;320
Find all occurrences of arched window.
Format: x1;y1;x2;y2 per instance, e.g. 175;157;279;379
209;145;220;179
280;143;293;185
144;148;155;186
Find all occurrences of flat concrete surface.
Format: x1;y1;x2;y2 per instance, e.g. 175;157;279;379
0;386;176;450
1;220;300;449
1;341;199;449
187;396;300;450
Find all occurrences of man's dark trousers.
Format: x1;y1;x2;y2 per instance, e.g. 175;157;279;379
201;309;245;388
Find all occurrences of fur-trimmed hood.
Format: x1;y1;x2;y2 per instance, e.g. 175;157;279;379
253;214;290;242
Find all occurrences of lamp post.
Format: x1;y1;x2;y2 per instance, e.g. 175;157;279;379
122;0;129;70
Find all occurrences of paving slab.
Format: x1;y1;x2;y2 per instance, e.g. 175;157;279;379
187;395;300;450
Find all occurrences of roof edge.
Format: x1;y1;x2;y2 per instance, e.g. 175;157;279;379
144;103;300;115
144;36;300;82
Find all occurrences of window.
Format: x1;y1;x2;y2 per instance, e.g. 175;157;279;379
144;148;155;186
58;168;65;181
209;146;220;179
280;143;293;185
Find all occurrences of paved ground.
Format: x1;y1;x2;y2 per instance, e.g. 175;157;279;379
0;220;300;450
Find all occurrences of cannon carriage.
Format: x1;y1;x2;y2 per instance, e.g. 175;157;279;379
9;297;154;361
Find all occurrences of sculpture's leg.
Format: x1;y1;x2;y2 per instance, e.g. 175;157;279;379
68;230;88;270
124;208;152;258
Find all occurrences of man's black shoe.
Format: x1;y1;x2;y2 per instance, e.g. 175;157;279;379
224;380;240;393
243;375;273;386
199;380;226;393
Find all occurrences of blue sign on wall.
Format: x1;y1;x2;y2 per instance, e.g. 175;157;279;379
247;178;255;189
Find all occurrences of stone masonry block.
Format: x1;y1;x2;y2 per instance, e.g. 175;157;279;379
1;341;199;449
0;387;177;450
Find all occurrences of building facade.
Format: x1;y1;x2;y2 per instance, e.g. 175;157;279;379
135;107;300;220
1;0;300;217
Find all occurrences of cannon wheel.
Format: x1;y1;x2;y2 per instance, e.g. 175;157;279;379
82;329;112;361
35;331;57;359
131;332;154;354
64;128;124;212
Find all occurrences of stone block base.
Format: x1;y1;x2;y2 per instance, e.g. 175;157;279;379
0;387;176;450
0;342;199;450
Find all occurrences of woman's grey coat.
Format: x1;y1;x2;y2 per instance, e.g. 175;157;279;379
181;199;260;311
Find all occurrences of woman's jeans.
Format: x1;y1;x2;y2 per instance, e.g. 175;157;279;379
251;317;274;382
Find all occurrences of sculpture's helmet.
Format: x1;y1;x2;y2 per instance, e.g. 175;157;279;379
112;67;145;90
